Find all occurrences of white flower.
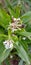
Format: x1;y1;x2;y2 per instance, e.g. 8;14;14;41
13;18;16;21
12;16;16;22
12;28;17;32
17;18;20;21
10;55;13;58
3;40;14;49
7;17;21;32
22;37;26;40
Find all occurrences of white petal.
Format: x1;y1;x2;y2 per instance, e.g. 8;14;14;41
5;44;9;49
9;43;13;49
13;18;16;21
10;55;13;58
3;40;14;49
3;40;7;45
17;18;20;21
12;28;17;32
22;37;26;40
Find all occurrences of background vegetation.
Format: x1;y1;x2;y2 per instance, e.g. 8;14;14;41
0;0;31;65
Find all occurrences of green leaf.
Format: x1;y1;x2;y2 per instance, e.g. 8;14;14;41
0;49;10;64
19;37;28;52
5;0;20;18
5;58;11;65
21;11;31;24
0;63;2;65
0;41;11;64
14;5;20;18
0;26;4;34
15;43;30;65
14;29;31;40
25;22;31;32
18;60;23;65
0;9;11;28
0;42;5;63
5;0;16;17
0;34;7;38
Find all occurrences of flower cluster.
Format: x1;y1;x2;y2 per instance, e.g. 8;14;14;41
3;40;14;49
8;17;25;32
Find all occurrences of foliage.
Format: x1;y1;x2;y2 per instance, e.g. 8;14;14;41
0;0;31;65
